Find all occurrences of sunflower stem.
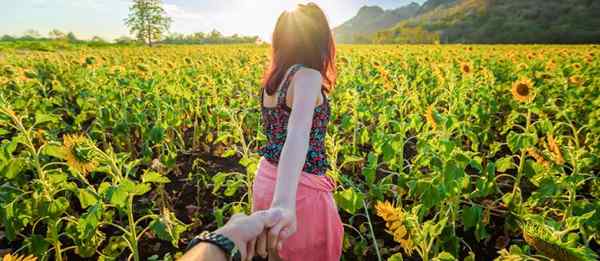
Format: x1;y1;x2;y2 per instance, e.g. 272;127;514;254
511;109;531;207
127;195;140;261
363;199;382;261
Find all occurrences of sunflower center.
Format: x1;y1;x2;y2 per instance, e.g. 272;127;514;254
517;83;530;96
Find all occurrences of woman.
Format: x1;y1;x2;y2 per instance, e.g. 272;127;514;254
250;3;343;261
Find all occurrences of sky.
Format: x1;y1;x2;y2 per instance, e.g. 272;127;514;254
0;0;425;41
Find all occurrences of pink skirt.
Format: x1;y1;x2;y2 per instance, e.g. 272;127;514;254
252;157;344;261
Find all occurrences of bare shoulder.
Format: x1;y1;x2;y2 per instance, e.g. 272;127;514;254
294;67;323;93
286;67;323;106
294;67;322;89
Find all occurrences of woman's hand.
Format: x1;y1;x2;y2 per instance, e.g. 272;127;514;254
251;205;296;260
267;204;297;252
214;209;282;260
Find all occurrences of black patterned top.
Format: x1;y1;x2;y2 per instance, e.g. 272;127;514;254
258;64;330;176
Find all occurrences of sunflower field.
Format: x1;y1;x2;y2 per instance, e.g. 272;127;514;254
0;44;599;261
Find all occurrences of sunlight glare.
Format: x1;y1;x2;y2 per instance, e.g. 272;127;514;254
232;0;342;42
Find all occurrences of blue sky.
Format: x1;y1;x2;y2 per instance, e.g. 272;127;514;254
0;0;425;41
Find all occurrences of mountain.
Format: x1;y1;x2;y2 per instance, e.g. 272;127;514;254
334;0;600;44
334;3;421;43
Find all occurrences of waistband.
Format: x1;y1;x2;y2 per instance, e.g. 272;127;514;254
257;157;336;193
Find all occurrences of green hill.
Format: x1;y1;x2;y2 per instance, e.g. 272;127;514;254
335;0;600;44
334;3;421;43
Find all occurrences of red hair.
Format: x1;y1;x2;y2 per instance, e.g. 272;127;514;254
262;3;336;95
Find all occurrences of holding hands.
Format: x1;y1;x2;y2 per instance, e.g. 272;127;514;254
250;203;297;260
179;206;297;261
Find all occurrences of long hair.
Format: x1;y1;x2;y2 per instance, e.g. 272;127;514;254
262;3;336;95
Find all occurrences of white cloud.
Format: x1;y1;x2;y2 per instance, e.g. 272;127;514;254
163;3;203;20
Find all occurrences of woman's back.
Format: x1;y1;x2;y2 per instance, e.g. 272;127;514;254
258;64;330;176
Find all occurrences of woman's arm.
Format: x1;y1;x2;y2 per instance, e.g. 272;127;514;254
267;68;323;249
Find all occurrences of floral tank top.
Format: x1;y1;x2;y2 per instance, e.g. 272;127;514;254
258;64;330;176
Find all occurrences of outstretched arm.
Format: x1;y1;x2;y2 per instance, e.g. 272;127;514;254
268;68;323;250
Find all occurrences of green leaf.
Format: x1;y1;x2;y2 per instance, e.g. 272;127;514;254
224;180;243;197
462;206;482;231
34;111;60;126
212;172;227;194
433;251;457;261
26;234;50;258
506;131;537;153
495;156;515;172
46;197;70;217
107;185;128;209
333;188;364;215
41;144;66;159
444;160;465;195
47;172;68;185
221;148;237;158
362;152;377;185
149;211;188;246
2;158;25;179
78;188;98;209
473;162;496;198
142;171;171;184
132;183;151;195
148;125;165;144
464;252;476;261
101;236;129;260
382;140;394;162
119;178;151;196
77;204;102;239
388;253;404;261
214;207;225;227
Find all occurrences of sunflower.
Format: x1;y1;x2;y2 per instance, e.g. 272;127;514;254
460;62;472;74
2;253;37;261
571;63;582;70
375;201;414;255
62;134;98;174
586;56;594;64
568;75;584;86
109;66;125;75
522;221;598;261
83;56;96;66
511;78;535;103
426;105;437;129
527;148;549;168
545;60;557;71
2;65;16;76
547;134;565;165
535;72;552;80
517;63;528;71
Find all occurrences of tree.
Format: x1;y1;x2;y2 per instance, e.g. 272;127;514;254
91;36;107;43
125;0;172;46
23;29;41;40
48;29;66;40
1;35;15;41
66;32;79;43
115;35;135;44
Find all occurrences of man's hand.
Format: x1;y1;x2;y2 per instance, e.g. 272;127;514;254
214;209;283;260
